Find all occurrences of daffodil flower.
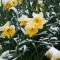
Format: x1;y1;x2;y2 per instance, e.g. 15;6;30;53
0;21;15;38
18;15;29;26
45;47;60;60
32;12;46;29
24;23;38;37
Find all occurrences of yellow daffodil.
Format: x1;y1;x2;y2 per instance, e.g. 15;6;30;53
1;21;15;38
32;12;46;29
24;23;38;37
18;15;29;26
4;0;14;9
45;47;60;60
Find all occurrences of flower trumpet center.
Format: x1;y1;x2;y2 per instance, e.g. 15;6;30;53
7;28;11;33
21;21;27;26
33;17;43;26
30;28;34;31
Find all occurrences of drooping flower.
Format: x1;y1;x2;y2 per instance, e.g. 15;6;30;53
32;12;46;29
45;47;60;60
18;15;29;26
24;23;38;37
0;21;15;38
4;0;14;9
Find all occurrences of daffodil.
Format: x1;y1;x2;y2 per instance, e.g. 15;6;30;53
45;47;60;60
18;15;29;26
32;12;46;29
24;23;38;37
0;21;15;38
4;0;14;9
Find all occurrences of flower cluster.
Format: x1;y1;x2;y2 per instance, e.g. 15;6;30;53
0;11;46;38
18;12;46;37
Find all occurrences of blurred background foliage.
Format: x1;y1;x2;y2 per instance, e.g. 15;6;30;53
0;0;60;60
